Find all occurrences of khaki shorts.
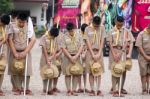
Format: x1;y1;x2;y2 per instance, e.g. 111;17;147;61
138;54;150;76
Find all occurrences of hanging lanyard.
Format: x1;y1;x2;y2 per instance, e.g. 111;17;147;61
70;33;77;48
91;25;101;46
114;26;120;45
46;31;55;54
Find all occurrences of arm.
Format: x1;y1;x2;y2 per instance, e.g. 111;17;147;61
97;27;106;57
41;45;49;65
24;36;36;54
127;31;135;58
62;47;73;62
74;44;83;59
127;42;133;58
8;35;19;59
97;37;104;57
20;36;36;58
0;33;7;46
138;47;150;61
55;49;62;59
86;37;94;58
109;36;116;59
109;36;120;62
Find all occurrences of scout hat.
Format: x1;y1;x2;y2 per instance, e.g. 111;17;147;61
69;63;83;76
54;60;61;67
41;65;54;80
0;59;6;71
13;59;25;73
91;62;102;76
50;64;59;78
111;61;125;77
125;59;132;71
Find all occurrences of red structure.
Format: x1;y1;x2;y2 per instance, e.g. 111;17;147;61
132;0;150;38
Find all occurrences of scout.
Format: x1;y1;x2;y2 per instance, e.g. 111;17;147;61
61;22;83;96
84;16;106;96
0;14;10;96
135;24;150;94
40;27;59;95
6;10;18;92
108;16;134;97
77;23;89;93
8;13;36;95
52;24;62;93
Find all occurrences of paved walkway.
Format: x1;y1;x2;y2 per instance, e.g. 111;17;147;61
1;40;150;99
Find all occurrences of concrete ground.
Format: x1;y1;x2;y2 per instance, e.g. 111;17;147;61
1;39;150;99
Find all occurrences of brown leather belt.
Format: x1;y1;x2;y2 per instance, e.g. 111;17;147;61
71;54;76;56
92;48;99;51
113;46;122;50
16;50;24;52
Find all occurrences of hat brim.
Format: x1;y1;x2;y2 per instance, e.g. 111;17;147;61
68;62;83;75
41;65;58;80
91;62;103;76
111;68;122;77
91;70;102;77
51;64;59;78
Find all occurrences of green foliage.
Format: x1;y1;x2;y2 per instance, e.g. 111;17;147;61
40;25;46;33
0;0;14;15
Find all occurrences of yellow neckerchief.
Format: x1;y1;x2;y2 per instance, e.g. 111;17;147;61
17;25;26;42
91;25;98;45
70;32;77;47
114;26;120;45
0;26;6;41
45;31;55;54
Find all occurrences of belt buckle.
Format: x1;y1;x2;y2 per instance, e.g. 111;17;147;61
116;46;122;50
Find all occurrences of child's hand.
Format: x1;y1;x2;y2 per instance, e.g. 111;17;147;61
14;52;20;59
48;61;51;67
126;54;131;59
19;51;27;59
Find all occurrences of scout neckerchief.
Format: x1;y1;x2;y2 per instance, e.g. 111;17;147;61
114;26;120;45
70;32;77;49
17;26;26;43
0;26;6;41
91;25;101;46
46;31;55;54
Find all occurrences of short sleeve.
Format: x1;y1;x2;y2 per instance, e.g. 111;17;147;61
84;26;89;35
101;26;106;39
39;36;46;47
60;35;66;48
135;32;143;47
78;35;83;47
6;24;14;34
127;30;135;43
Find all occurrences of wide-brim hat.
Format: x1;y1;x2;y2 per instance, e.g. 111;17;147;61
111;61;125;77
91;62;102;77
69;63;83;76
125;59;132;71
41;65;54;80
0;58;6;71
13;59;25;73
54;60;61;67
51;64;59;78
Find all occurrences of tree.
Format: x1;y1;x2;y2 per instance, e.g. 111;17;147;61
0;0;14;15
